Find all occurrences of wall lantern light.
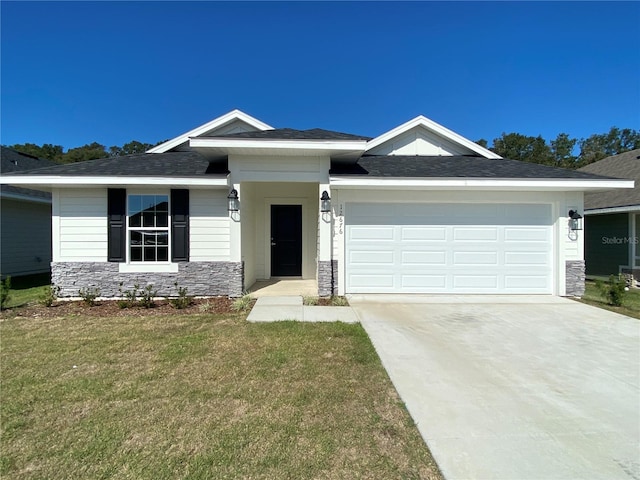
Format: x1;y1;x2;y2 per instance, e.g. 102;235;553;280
568;210;583;231
227;189;239;212
320;191;331;213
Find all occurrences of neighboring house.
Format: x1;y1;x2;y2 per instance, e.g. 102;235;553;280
0;147;57;278
0;110;632;297
578;149;640;283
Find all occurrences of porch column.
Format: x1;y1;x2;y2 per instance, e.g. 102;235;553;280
228;182;244;297
317;184;335;296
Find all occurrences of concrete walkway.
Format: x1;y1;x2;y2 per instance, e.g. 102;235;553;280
350;295;640;480
247;296;358;323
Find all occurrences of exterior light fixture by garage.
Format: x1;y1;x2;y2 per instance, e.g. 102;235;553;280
227;189;239;212
320;191;331;213
568;210;583;231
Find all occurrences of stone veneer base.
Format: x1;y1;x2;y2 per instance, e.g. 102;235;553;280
51;261;244;298
565;260;586;297
317;260;338;297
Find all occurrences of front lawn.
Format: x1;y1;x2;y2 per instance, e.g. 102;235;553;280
1;307;442;479
579;280;640;319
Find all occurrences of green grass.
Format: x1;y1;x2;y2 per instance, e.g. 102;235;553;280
1;273;51;309
0;311;442;480
579;280;640;319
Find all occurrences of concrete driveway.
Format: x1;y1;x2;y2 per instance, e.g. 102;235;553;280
349;295;640;480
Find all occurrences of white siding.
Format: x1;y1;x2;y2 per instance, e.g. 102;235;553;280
367;126;478;156
190;189;230;261
55;189;107;262
230;155;330;183
0;198;52;276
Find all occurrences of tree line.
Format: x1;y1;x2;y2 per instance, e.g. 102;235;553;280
476;126;639;169
5;126;640;169
4;140;162;164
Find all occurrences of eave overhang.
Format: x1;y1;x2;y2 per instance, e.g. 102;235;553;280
189;137;367;159
329;177;634;192
584;205;640;215
0;175;230;191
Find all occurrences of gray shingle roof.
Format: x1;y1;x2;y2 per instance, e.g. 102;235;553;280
2;151;227;177
578;149;640;210
330;155;619;180
1;147;57;200
206;128;372;141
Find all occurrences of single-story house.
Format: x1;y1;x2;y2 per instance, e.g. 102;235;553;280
578;149;640;284
1;147;57;278
0;110;632;297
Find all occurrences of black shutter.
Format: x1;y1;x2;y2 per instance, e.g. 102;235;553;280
171;189;189;262
107;188;126;262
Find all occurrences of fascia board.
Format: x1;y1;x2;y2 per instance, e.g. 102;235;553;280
330;177;634;191
0;176;230;188
365;115;502;159
189;137;367;152
584;205;640;215
0;191;52;204
147;109;273;153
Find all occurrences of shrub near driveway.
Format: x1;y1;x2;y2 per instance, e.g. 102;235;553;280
1;312;442;480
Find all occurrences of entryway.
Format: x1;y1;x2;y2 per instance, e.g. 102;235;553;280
271;204;302;277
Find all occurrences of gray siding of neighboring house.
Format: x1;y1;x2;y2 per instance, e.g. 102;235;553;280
1;198;52;277
584;213;630;277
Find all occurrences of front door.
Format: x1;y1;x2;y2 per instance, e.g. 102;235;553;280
271;205;302;277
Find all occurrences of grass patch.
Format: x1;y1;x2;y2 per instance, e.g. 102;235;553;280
578;280;640;319
1;311;441;479
2;278;51;309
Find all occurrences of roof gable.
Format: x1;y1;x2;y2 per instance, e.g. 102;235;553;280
579;149;640;210
365;116;501;159
148;109;273;153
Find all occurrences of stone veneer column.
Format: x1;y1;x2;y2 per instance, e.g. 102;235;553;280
565;260;585;297
51;261;244;298
318;260;338;297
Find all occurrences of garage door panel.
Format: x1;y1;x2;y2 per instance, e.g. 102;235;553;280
349;251;395;265
453;227;498;241
345;202;553;294
349;226;394;241
504;227;550;242
400;226;447;241
401;251;447;265
401;275;447;288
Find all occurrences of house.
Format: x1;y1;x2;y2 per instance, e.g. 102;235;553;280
0;110;632;298
578;149;640;284
0;147;57;278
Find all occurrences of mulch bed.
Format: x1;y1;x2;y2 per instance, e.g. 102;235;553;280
1;297;239;319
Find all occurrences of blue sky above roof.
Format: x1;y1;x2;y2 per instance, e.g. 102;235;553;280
1;1;638;149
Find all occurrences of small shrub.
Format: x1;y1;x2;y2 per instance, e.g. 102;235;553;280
232;294;253;312
169;282;193;309
39;285;60;307
198;301;213;313
78;287;101;306
330;296;349;306
139;284;158;309
0;276;11;310
303;296;319;306
118;283;139;308
597;274;629;307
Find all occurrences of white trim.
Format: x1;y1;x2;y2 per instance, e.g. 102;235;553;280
365;115;502;159
330;177;634;191
118;263;179;273
584;205;640;215
0;176;229;188
147;110;273;153
0;191;51;204
190;137;367;152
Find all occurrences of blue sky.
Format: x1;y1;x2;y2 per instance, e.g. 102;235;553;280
1;1;639;150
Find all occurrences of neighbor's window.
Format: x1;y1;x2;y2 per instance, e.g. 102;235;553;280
128;194;169;262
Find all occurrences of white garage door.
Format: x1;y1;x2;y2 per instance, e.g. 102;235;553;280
345;203;553;294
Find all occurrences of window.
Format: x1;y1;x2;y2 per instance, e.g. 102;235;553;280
128;194;169;262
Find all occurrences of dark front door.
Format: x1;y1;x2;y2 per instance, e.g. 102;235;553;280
271;205;302;277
